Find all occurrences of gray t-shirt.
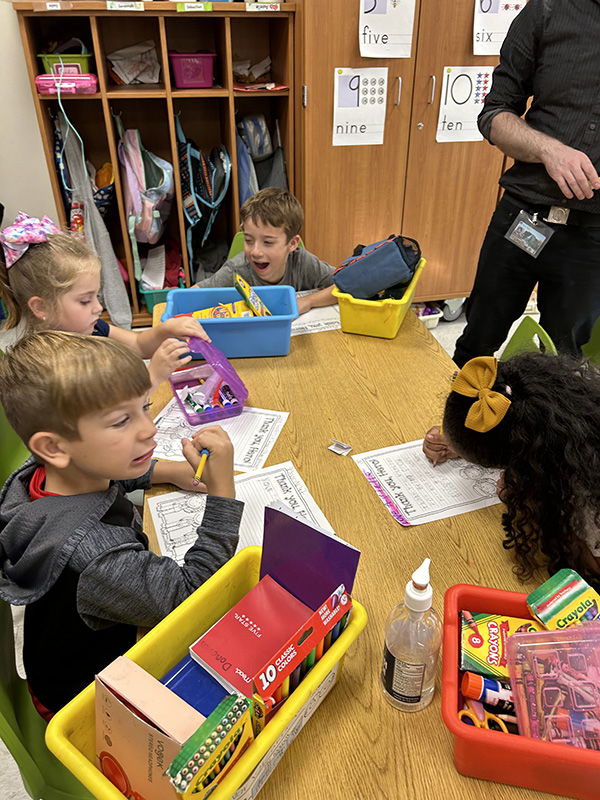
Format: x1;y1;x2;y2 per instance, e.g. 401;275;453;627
197;248;334;291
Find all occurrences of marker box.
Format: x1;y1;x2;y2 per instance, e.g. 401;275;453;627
169;338;248;425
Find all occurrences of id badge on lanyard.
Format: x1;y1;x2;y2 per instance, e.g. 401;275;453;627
505;210;555;258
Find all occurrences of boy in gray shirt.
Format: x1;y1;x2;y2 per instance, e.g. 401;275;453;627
0;332;242;715
194;188;336;316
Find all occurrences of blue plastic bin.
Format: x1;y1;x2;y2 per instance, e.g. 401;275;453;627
161;286;299;358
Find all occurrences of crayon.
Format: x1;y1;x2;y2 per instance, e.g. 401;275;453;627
462;610;481;636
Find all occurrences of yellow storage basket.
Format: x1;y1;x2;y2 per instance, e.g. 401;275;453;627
46;547;367;800
333;257;426;339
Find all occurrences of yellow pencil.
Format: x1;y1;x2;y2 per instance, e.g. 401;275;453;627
192;448;210;487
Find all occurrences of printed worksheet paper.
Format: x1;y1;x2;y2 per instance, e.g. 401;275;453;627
291;291;341;336
148;461;334;564
153;398;288;471
353;440;501;525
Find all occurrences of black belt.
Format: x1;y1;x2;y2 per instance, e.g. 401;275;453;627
503;193;600;228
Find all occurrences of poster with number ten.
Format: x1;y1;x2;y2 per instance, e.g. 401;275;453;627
436;66;490;143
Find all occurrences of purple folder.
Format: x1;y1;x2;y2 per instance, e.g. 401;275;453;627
260;503;361;611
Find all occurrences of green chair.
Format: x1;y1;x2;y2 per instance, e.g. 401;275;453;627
0;599;94;800
227;230;305;259
582;316;600;365
500;316;557;361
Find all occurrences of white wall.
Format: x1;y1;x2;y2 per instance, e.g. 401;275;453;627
0;0;58;226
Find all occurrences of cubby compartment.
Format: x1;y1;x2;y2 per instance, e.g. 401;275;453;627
165;16;228;93
23;16;95;78
230;15;292;89
172;97;235;281
96;16;166;93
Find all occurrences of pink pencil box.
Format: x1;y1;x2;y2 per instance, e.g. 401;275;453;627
35;73;98;95
169;337;248;426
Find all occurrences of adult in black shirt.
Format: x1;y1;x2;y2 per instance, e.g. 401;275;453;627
454;0;600;367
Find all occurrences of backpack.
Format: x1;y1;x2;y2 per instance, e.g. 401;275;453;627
333;235;421;300
115;115;174;280
176;115;231;261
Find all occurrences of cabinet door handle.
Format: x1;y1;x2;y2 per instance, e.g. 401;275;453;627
428;75;436;104
396;76;402;106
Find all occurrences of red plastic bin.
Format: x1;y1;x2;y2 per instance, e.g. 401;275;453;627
169;51;216;88
442;583;600;800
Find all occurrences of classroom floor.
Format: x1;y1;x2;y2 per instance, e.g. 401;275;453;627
0;308;539;796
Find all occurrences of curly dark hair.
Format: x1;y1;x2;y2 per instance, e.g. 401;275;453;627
442;352;600;588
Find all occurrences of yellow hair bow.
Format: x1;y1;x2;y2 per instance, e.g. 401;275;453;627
451;356;511;433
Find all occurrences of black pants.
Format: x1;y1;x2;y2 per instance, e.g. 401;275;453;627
453;195;600;367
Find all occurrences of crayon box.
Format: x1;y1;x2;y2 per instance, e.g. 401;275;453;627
527;568;600;630
460;610;542;679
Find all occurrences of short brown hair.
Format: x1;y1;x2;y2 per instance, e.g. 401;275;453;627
0;331;151;444
0;233;100;330
240;188;304;241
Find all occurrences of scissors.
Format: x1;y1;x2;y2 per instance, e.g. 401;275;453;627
458;698;509;733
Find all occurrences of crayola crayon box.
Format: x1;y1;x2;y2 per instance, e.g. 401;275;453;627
166;694;254;799
527;569;600;630
460;611;543;679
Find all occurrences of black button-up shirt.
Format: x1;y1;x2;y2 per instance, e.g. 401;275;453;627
478;0;600;213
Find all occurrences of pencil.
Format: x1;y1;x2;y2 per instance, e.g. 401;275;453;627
192;448;210;487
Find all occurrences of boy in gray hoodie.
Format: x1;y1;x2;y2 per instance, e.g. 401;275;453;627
0;331;243;716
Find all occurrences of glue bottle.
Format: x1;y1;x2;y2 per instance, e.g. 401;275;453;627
381;558;442;711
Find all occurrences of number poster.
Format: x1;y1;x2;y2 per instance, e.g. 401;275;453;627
359;0;417;59
473;0;525;56
436;66;491;143
332;67;388;147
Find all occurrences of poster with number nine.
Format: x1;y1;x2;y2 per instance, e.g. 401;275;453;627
332;67;388;147
473;0;525;55
436;66;491;143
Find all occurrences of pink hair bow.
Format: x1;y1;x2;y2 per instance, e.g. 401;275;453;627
0;211;62;268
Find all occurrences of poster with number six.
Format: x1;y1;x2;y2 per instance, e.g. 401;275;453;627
436;66;491;143
473;0;525;55
333;67;388;146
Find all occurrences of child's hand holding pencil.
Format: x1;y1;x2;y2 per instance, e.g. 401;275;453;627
181;426;236;499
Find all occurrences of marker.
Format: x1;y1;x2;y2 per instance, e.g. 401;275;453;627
219;384;238;406
330;619;342;643
315;637;325;662
281;674;290;699
300;655;309;677
273;685;283;704
290;664;302;690
306;647;316;670
192;448;210;487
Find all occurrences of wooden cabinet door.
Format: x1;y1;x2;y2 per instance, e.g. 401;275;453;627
403;0;504;301
298;0;420;268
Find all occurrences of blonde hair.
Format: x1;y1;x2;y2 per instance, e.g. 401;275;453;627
0;233;101;330
240;188;304;241
0;331;151;444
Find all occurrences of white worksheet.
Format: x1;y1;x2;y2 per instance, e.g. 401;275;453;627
473;0;525;56
436;66;491;142
153;398;288;471
148;461;334;564
359;0;416;59
352;439;501;525
291;291;341;336
333;67;388;146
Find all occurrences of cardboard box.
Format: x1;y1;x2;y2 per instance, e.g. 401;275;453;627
95;657;205;800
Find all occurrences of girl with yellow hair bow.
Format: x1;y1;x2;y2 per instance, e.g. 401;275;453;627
423;352;600;588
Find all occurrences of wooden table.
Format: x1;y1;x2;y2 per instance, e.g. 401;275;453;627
147;307;556;800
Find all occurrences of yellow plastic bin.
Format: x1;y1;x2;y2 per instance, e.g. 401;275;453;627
46;547;367;800
332;258;426;339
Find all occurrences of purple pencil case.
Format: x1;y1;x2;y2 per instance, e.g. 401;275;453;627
168;337;248;425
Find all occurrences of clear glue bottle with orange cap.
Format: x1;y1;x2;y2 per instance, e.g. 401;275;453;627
381;558;442;711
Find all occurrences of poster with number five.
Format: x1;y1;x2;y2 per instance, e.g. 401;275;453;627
436;66;491;143
333;68;388;147
473;0;525;55
359;0;416;58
